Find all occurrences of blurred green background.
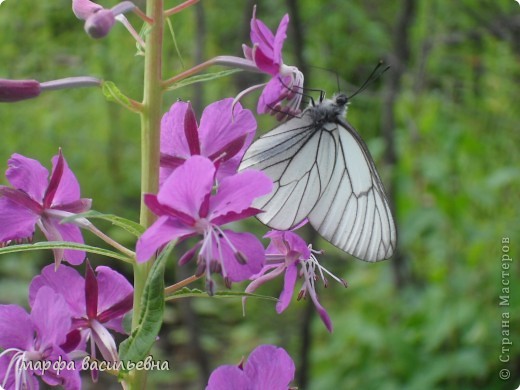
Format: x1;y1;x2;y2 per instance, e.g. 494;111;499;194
0;0;519;389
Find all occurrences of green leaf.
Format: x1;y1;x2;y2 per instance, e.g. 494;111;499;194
101;81;140;113
0;241;132;263
166;17;184;69
165;287;278;302
165;69;242;91
118;243;173;368
62;210;145;237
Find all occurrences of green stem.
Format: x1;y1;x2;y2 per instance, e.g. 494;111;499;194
86;224;136;259
129;0;164;388
162;55;259;89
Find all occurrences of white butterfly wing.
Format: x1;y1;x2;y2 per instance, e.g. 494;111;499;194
239;111;335;230
240;111;396;262
308;119;396;261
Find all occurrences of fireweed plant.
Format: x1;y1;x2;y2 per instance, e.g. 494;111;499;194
0;1;349;389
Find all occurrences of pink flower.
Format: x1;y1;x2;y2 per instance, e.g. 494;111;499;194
246;229;347;332
0;288;81;390
0;151;91;266
206;345;295;390
160;98;256;185
29;263;133;378
136;156;273;293
242;6;304;118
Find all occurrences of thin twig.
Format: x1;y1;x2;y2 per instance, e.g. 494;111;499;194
164;0;200;17
164;274;203;295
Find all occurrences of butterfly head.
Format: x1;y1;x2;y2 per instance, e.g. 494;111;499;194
308;93;349;125
333;93;349;108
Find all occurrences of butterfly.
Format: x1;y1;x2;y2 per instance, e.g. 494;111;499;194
239;92;397;262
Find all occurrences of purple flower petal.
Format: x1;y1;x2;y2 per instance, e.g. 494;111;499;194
250;12;275;60
215;152;249;181
0;355;39;390
211;207;263;226
198;99;256;160
242;43;253;60
6;153;48;203
144;193;196;225
51;218;87;265
160;102;193;186
40;346;82;390
85;261;99;318
95;266;133;332
206;365;250;390
209;170;272;220
307;286;333;333
31;286;72;348
219;231;265;282
252;45;280;75
244;264;285;309
0;197;38;242
29;264;85;316
244;345;295;390
184;102;201;155
161;101;192;159
72;0;103;20
90;319;119;362
48;152;82;207
272;14;289;67
136;216;195;262
160;154;185;183
158;156;215;219
265;230;311;259
0;305;33;350
275;262;298;313
58;198;92;214
257;76;288;113
98;294;133;333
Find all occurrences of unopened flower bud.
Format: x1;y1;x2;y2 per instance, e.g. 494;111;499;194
72;0;103;20
76;0;138;40
84;9;115;39
0;79;41;102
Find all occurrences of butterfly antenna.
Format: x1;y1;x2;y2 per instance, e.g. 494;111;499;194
275;75;321;106
348;61;390;99
308;65;342;95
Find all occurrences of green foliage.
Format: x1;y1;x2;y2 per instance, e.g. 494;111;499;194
63;210;145;237
0;241;131;263
0;0;518;389
165;286;278;302
165;69;243;91
118;243;171;369
102;81;141;113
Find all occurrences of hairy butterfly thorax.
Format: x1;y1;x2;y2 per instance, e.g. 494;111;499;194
307;93;349;129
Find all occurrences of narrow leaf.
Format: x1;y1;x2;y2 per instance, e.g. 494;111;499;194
165;69;242;91
118;243;173;367
0;241;132;263
63;210;145;237
166;17;184;68
165;287;277;302
102;81;141;113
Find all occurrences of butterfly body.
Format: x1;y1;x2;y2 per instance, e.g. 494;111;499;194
240;93;397;262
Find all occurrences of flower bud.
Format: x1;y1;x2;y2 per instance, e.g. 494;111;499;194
84;9;115;39
0;79;41;102
72;0;103;20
